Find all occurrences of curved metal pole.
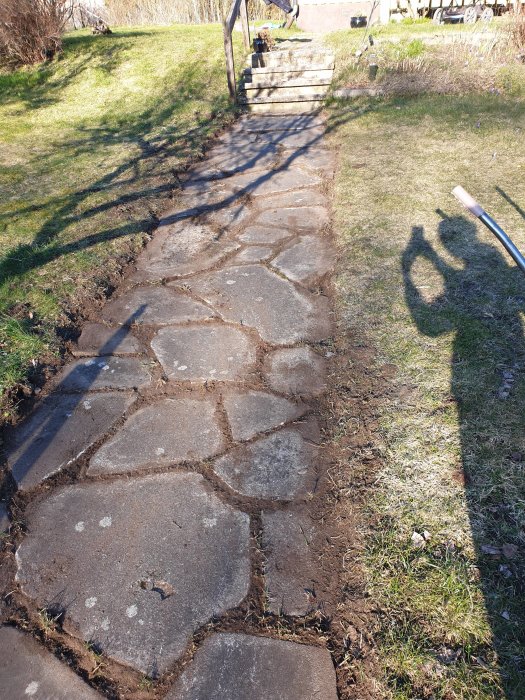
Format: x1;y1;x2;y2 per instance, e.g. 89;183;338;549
452;186;525;275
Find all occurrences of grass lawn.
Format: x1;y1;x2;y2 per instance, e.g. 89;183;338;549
328;87;525;698
0;24;243;416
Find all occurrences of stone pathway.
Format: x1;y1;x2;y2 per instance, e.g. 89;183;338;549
2;114;338;698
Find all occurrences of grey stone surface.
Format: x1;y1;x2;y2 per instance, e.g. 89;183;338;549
264;347;327;397
16;473;250;676
213;429;317;500
233;246;274;263
72;323;142;357
199;202;251;230
192;143;279;180
6;393;135;489
189;265;332;345
134;221;239;281
288;148;336;174
223;390;307;441
226;169;322;198
151;324;256;382
0;627;102;699
101;287;214;327
238;226;292;245
54;357;151;392
89;397;224;474
272;235;334;284
262;510;320;616
0;504;9;532
166;633;338;700
256;188;329;210
267;129;326;150
238;114;326;132
255;207;330;234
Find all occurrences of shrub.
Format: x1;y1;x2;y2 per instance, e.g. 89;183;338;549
510;7;525;55
0;0;71;67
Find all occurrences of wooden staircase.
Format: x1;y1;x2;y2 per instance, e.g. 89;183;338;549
241;44;335;114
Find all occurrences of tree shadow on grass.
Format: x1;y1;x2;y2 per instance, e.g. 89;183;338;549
403;215;525;697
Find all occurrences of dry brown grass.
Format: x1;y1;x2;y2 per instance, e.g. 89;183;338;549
0;0;71;66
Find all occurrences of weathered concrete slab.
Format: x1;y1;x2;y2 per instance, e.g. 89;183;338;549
89;397;224;474
151;324;256;382
101;287;215;327
223;390;307;441
233;246;274;264
213;429;317;500
264;347;327;397
134;221;239;281
0;627;102;699
6;393;135;490
272;235;334;284
225;169;322;198
72;323;142;357
255;207;330;234
166;633;338;700
262;510;320;616
54;357;151;392
255;188;329;210
238;226;292;245
189;265;332;345
16;473;250;676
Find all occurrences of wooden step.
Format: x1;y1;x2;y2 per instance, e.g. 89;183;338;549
244;70;334;88
242;85;331;101
246;100;324;115
248;52;335;71
244;75;332;90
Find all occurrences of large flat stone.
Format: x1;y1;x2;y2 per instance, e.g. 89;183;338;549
0;504;9;533
213;429;317;501
223;390;307;441
134;221;239;281
6;393;135;489
272;235;334;284
264;347;327;397
225;169;322;198
101;287;215;326
287;148;336;175
151;324;256;382
0;627;102;699
262;510;321;616
188;265;332;345
191;143;279;180
166;633;338;700
233;246;274;264
255;207;330;234
255;189;329;210
199;202;251;230
72;323;142;357
16;473;250;676
54;357;151;391
267;129;326;150
238;114;326;132
89;397;224;475
238;226;292;245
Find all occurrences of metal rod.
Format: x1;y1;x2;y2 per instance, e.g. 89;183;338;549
452;185;525;275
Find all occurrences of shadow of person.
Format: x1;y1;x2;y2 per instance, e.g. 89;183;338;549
402;215;525;694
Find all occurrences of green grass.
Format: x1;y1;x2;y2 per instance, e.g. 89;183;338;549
0;24;243;413
328;92;525;699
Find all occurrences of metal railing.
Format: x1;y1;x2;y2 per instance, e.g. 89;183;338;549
223;0;251;102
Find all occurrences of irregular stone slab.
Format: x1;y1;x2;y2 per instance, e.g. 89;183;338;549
166;633;338;700
255;207;330;234
189;265;332;345
89;397;224;474
272;235;334;284
199;202;251;230
54;357;151;392
223;390;307;441
264;347;327;397
134;221;239;281
0;627;102;699
226;169;322;198
256;188;329;210
0;504;9;533
151;324;256;382
191;144;279;180
101;287;215;326
287;148;336;175
72;323;142;357
238;226;292;245
233;246;274;264
238;114;326;132
16;473;250;676
213;429;317;500
262;510;321;616
267;129;326;150
6;392;135;490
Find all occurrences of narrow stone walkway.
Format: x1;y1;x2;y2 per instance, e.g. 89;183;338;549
2;114;338;698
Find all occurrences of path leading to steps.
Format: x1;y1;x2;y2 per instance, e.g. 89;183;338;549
2;114;339;699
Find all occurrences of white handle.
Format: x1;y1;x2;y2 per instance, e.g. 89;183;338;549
452;186;485;218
